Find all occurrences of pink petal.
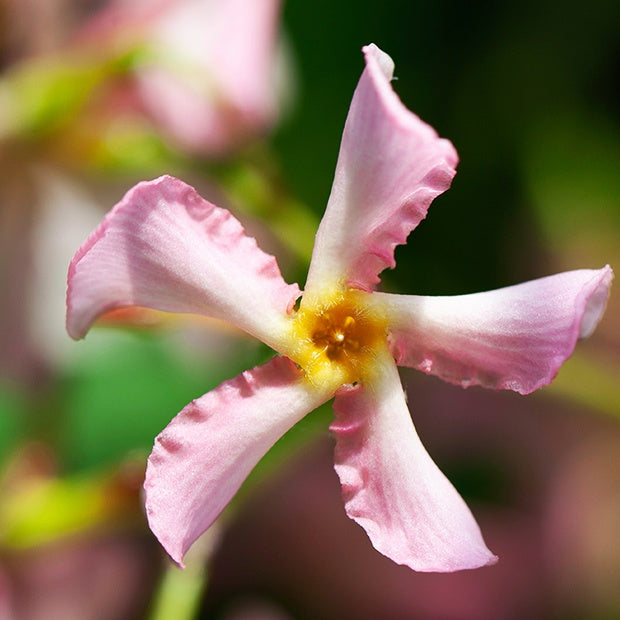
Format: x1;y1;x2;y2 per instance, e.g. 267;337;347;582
66;175;300;350
144;356;332;566
380;266;613;394
305;43;458;294
331;350;496;572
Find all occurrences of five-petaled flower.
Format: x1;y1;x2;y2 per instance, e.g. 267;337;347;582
66;44;613;572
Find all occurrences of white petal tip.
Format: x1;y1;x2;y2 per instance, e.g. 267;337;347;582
362;43;394;80
579;265;613;339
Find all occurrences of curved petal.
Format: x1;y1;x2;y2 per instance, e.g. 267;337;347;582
304;43;458;295
66;175;300;351
378;266;613;394
331;349;496;572
144;356;333;566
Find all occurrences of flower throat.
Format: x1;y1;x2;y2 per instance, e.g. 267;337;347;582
289;289;388;388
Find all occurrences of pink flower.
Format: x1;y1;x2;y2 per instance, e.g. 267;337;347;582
66;44;613;572
75;0;285;155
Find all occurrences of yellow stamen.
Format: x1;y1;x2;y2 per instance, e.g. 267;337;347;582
287;288;389;389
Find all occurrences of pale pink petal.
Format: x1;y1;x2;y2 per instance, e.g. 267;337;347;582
66;175;300;350
331;350;496;572
305;43;458;294
200;0;281;120
144;356;332;566
378;266;613;394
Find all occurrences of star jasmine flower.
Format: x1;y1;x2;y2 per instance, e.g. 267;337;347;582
66;44;613;572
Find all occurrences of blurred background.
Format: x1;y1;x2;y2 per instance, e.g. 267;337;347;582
0;0;618;618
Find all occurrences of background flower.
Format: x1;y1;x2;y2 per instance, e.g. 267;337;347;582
71;0;288;157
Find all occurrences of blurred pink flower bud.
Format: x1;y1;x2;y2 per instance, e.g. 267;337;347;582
77;0;287;156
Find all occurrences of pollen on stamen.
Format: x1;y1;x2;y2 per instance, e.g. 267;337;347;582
288;288;389;388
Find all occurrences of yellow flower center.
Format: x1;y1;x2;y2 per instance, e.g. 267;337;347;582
288;288;388;389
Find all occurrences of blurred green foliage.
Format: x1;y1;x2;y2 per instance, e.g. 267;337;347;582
0;388;26;466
